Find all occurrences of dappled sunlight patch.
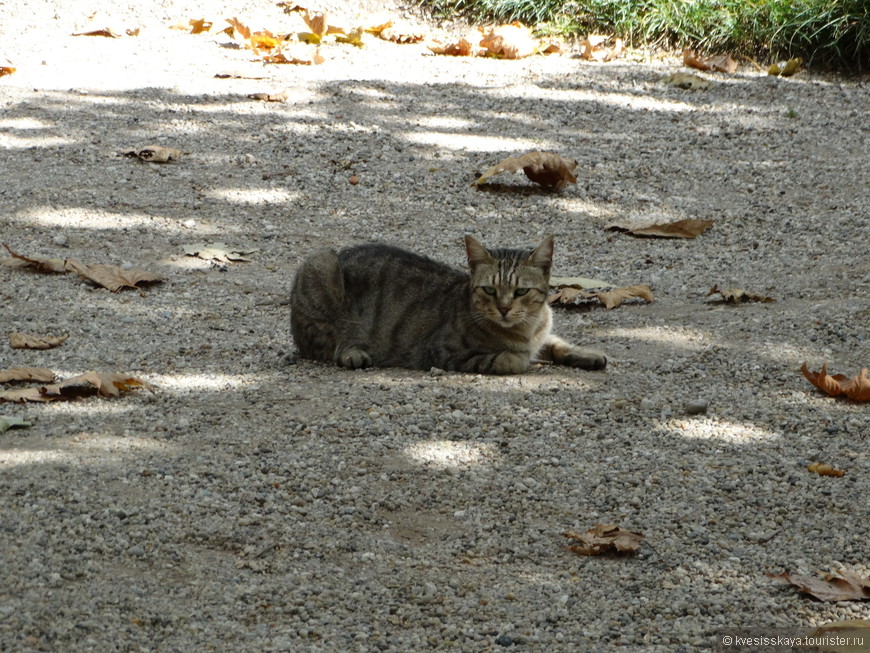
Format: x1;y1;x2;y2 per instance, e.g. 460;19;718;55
599;326;711;349
205;187;300;205
1;433;172;468
663;417;779;443
149;371;257;393
10;206;224;233
485;85;698;114
402;130;557;153
403;440;496;468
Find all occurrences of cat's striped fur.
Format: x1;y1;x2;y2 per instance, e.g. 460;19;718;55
290;235;606;374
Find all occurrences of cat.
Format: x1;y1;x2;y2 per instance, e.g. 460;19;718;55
290;235;606;375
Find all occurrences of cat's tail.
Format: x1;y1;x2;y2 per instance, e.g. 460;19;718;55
290;248;346;363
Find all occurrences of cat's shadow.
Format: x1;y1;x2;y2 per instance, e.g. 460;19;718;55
474;182;562;196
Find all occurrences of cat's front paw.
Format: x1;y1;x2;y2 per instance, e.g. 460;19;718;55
337;346;372;369
491;351;530;375
560;349;607;371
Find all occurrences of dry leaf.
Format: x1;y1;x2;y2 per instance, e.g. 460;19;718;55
808;620;870;653
807;462;845;478
72;28;122;38
9;333;68;350
378;22;426;44
263;46;324;65
662;72;713;90
250;31;281;52
183;242;257;263
64;261;162;292
683;48;738;73
247;90;289;102
475;151;577;189
549;284;653;310
769;570;870;602
769;57;802;77
225;17;251;41
480;22;538;60
188;18;213;34
580;34;624;62
0;387;49;403
427;29;484;57
0;415;32;433
801;363;870;402
40;372;153;400
0;60;15;77
564;524;644;556
2;243;68;273
121;145;182;163
706;285;775;304
606;217;714;238
0;367;56;383
336;27;366;47
597;285;654;310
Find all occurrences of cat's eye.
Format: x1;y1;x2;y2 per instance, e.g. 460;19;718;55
514;288;530;297
481;286;497;296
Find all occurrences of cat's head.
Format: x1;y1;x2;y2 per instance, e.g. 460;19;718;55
465;235;553;328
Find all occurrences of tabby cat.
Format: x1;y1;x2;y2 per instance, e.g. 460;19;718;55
290;235;606;375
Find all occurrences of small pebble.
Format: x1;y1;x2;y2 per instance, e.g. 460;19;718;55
685;400;709;415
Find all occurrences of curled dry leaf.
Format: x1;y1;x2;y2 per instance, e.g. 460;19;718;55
475;151;577;189
606;217;714;239
480;22;538;60
121;145;182;163
580;34;624;62
0;372;153;404
247;90;289;102
183;242;257;263
0;415;32;433
662;72;713;90
2;243;67;273
65;261;162;292
72;28;122;38
263;46;325;65
706;285;775;304
549;284;653;310
0;60;15;77
683;48;738;73
801;362;870;402
564;524;644;556
0;367;56;384
807;462;845;478
427;29;485;57
225;17;251;41
9;333;68;350
189;18;213;34
769;57;802;77
378;22;427;44
769;570;870;602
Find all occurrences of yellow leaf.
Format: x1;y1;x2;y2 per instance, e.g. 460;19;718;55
807;462;845;477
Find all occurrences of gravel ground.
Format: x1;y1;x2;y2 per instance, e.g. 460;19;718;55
1;1;869;651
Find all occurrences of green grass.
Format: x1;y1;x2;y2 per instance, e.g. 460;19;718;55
421;0;870;72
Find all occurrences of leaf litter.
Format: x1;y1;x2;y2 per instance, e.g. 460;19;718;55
0;368;56;383
0;372;154;404
564;524;644;556
9;333;68;350
801;363;870;402
475;151;577;189
606;217;714;238
769;570;870;602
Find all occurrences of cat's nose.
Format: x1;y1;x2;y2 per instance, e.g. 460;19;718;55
498;305;510;316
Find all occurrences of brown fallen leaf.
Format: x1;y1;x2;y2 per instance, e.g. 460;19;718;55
0;60;15;77
72;28;122;38
706;285;775;304
2;243;68;273
0;372;152;403
263;47;325;65
549;284;653;310
247;90;289;102
662;72;713;90
427;29;485;57
378;22;427;44
480;22;539;59
225;16;251;41
801;363;870;402
9;333;69;350
475;151;577;189
808;620;870;652
683;48;738;73
0;367;56;384
189;18;213;34
769;570;870;602
807;462;845;478
580;34;624;62
606;217;714;239
564;524;644;556
65;261;162;292
120;145;182;163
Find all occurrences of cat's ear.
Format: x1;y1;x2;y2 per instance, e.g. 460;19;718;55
465;235;495;269
526;235;554;274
